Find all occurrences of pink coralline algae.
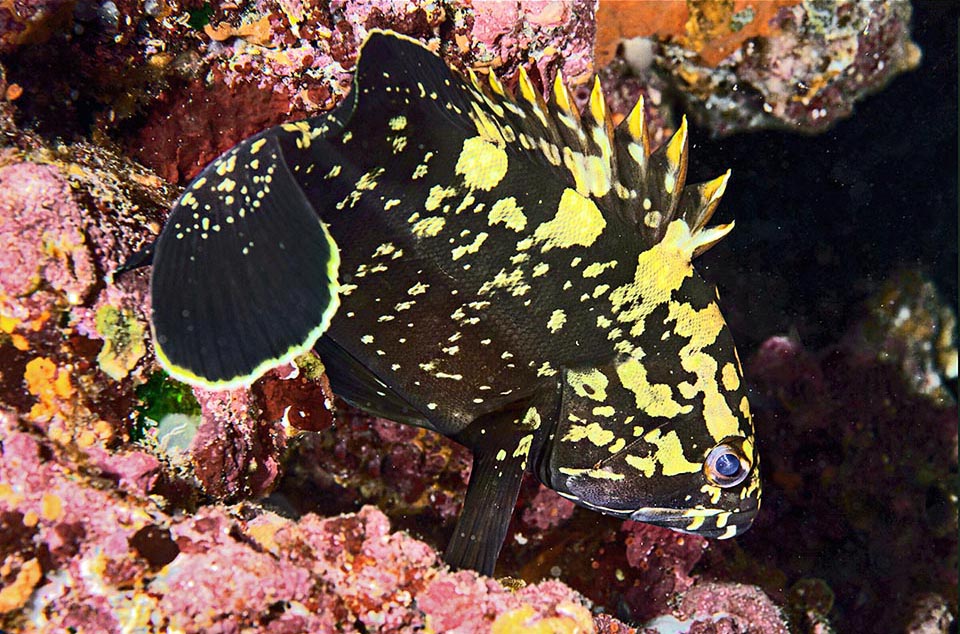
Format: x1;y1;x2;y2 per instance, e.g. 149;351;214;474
123;0;598;183
189;386;289;500
520;484;576;532
0;409;635;633
674;582;790;634
0;162;96;317
621;522;709;623
0;144;170;451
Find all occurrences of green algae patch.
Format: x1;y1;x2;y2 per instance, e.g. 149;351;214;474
133;371;201;438
95;305;146;381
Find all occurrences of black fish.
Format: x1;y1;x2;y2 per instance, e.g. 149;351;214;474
148;30;761;575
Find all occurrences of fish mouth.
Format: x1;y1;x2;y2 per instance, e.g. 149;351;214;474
629;502;759;540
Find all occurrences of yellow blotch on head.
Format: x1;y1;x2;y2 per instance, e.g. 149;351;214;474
645;428;701;476
455;136;508;191
566;367;609;402
669;301;740;442
547;308;566;333
563;422;615;447
721;362;740;391
608;220;699;330
625;453;655;477
615;356;691;418
533;188;606;252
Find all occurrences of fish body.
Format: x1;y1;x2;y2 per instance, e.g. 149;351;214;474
149;30;760;575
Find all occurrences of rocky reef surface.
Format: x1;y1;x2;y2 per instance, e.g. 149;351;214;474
0;1;955;633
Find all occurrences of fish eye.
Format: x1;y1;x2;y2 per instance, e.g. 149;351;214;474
704;439;751;487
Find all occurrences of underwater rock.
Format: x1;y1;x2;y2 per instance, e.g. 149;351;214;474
1;408;642;632
599;0;921;135
0;139;171;458
2;1;925;631
844;268;958;406
253;354;337;433
189;386;287;500
0;162;95;316
620;522;708;623
125;0;597;183
278;410;472;526
94;305;147;382
675;581;790;634
903;593;956;634
0;0;74;55
520;484;577;532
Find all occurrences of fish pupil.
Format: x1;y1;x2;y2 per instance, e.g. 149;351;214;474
715;452;741;477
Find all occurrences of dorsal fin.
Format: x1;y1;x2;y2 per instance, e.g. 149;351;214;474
459;61;734;257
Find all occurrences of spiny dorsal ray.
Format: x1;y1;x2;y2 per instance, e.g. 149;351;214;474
467;60;731;257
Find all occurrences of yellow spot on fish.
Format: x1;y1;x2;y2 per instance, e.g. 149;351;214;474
615;356;691;418
479;268;529;297
547;309;566;333
562;147;611;198
451;232;488;260
425;185;458;212
531;262;549;277
669;300;740;441
455;136;508;190
607;438;626;453
592;405;615;417
215;154;237;176
412;216;445;238
533;188;606;252
520;407;541;430
537;361;557;377
356;167;383;191
558;467;625;481
645;428;701;476
563;423;614;447
625;454;655;476
566;368;608;401
514;434;533;459
488;197;527;231
608;220;699;334
582;260;617;278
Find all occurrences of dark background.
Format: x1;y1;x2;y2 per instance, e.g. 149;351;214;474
690;0;957;354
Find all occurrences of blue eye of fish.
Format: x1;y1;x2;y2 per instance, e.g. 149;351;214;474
715;452;741;477
705;442;750;487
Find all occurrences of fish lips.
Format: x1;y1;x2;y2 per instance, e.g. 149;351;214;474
628;502;759;539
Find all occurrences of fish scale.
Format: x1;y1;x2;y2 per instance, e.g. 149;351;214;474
145;29;761;576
